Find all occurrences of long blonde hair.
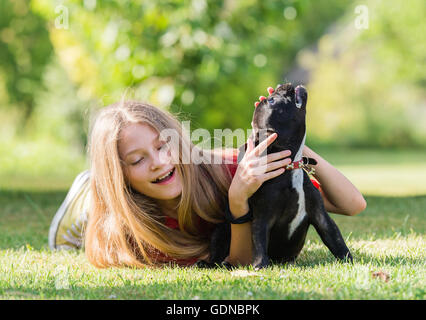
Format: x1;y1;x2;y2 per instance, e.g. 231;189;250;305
85;101;233;268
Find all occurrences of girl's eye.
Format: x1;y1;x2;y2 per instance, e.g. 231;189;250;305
131;144;166;166
131;158;143;166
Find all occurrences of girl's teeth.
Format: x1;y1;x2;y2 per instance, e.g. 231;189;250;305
156;169;173;182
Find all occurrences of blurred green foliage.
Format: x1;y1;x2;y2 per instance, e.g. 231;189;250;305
30;0;348;133
0;0;425;181
303;0;426;147
0;0;52;126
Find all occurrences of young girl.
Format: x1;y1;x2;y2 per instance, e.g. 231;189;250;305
48;87;366;268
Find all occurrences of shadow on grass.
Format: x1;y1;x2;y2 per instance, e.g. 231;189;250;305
0;189;68;250
0;189;425;251
1;283;332;300
289;245;424;268
1;245;424;299
2;255;423;300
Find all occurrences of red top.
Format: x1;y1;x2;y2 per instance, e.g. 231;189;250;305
154;149;321;266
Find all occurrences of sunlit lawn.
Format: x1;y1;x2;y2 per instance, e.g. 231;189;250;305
0;148;425;300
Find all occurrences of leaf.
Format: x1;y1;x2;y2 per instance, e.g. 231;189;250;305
371;270;390;282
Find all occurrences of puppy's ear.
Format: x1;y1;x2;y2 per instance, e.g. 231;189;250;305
295;85;308;109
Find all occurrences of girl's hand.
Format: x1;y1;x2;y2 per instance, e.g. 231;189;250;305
251;86;274;127
254;86;275;108
229;133;292;214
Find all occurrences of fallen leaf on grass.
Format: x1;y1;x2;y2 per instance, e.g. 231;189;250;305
371;271;390;282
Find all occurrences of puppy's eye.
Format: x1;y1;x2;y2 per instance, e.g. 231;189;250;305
267;97;275;105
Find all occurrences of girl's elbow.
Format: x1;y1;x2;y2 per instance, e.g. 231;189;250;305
348;197;367;216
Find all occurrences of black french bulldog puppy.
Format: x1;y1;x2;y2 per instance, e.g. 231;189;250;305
198;83;352;269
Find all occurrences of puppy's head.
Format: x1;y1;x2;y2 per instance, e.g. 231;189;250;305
251;83;308;159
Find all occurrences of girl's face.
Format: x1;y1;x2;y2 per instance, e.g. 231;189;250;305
118;122;182;204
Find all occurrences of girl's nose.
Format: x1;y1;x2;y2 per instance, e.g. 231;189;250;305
150;147;170;171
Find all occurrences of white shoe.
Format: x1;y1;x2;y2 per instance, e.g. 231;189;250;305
48;170;91;250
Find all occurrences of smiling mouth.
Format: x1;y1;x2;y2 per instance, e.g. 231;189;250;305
152;168;175;184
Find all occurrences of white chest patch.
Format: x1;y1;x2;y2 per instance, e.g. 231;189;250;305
288;133;306;239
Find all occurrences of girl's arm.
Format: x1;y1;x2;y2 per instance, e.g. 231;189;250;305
303;145;367;216
225;195;253;266
208;147;254;265
224;145;368;266
224;133;291;266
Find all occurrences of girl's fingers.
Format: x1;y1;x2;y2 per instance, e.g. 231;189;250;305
265;150;291;163
255;97;265;108
246;136;254;153
249;151;291;168
260;167;285;182
254;86;274;107
251;133;277;157
266;158;292;172
250;158;291;175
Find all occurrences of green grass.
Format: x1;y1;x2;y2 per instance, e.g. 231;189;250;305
0;148;425;300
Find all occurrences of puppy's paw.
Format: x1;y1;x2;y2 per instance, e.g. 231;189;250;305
335;252;353;264
194;260;216;269
253;258;270;270
220;261;235;270
344;252;354;264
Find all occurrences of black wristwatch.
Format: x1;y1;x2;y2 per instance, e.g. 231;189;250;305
224;202;253;224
